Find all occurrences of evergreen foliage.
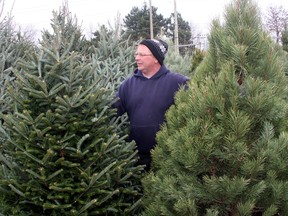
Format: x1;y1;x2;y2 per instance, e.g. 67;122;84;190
190;48;206;73
164;12;192;53
0;15;34;115
89;20;137;139
40;3;88;55
0;6;143;216
123;3;165;41
122;2;191;49
141;0;288;215
91;26;135;92
164;39;193;77
282;28;288;52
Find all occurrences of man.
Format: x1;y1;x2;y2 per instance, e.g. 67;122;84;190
113;39;189;171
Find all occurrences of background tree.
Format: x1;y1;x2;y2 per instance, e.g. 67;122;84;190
141;0;288;215
163;39;193;77
265;5;288;44
122;3;165;41
164;12;192;55
0;4;144;215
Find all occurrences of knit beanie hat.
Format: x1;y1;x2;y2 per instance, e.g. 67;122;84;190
139;39;168;65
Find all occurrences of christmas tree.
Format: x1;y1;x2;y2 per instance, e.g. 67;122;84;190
0;14;34;115
91;24;135;93
0;6;143;216
142;0;288;215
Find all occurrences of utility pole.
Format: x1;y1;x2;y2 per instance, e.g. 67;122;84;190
174;0;179;54
149;0;153;39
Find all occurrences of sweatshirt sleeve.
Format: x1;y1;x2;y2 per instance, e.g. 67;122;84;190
112;83;126;116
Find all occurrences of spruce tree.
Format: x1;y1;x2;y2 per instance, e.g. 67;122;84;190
91;25;135;92
142;0;288;215
0;6;143;216
164;39;193;77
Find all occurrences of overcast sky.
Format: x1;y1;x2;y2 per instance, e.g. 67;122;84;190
2;0;288;39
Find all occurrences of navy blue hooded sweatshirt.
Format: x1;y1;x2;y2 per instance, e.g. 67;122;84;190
114;65;189;169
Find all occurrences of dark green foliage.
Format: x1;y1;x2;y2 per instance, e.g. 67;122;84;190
164;12;192;55
122;2;192;52
123;3;165;41
141;0;288;215
190;48;206;73
282;29;288;52
0;6;143;216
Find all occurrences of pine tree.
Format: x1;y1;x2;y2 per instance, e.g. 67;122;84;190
141;0;288;215
282;29;288;52
190;48;206;73
0;6;143;216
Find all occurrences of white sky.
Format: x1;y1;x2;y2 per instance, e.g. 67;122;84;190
1;0;288;39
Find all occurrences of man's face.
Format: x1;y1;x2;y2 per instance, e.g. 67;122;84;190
134;44;156;72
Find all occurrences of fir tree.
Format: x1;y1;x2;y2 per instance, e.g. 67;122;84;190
0;6;143;216
0;15;34;115
142;0;288;215
41;1;88;54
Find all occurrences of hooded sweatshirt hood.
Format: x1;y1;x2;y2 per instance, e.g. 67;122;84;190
134;65;169;80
